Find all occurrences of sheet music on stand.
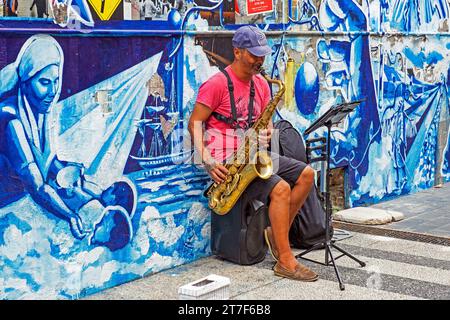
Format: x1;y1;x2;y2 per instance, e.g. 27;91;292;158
304;99;365;135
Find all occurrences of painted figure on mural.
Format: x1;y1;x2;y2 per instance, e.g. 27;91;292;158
0;35;135;251
382;84;416;192
317;0;379;183
0;35;88;239
444;130;450;178
390;0;449;32
289;0;321;29
172;0;186;15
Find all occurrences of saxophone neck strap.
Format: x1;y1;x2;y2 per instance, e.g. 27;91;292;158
212;68;254;130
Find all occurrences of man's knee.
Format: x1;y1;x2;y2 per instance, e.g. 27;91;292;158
270;180;291;201
297;166;315;187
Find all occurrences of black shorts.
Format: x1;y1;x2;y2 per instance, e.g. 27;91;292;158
245;152;308;204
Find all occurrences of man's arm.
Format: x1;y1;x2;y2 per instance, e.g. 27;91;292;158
5;119;86;238
188;102;228;184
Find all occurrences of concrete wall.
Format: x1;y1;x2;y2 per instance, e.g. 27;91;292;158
0;0;449;299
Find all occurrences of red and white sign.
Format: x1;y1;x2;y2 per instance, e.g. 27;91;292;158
247;0;274;15
236;0;274;16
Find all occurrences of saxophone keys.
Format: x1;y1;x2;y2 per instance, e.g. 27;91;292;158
230;173;240;190
209;198;218;209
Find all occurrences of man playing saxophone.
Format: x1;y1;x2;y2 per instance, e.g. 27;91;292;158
188;26;318;282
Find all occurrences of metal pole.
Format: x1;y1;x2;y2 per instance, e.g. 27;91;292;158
325;122;332;266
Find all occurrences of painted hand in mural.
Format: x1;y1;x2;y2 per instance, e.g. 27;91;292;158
69;214;88;239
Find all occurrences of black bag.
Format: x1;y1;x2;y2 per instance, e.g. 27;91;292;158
273;120;332;249
211;190;268;265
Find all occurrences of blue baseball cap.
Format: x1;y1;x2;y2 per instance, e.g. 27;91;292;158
232;26;272;57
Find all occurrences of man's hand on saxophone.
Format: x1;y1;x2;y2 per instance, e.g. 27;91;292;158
203;155;229;184
258;126;273;149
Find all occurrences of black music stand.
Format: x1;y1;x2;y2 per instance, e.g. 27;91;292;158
296;99;366;291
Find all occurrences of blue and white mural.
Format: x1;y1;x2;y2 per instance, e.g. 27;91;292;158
387;0;449;32
0;34;210;299
251;0;450;205
1;0;449;299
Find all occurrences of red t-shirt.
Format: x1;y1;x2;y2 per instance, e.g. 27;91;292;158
196;66;271;162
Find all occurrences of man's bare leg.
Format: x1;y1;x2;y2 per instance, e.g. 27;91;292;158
288;166;315;226
268;180;298;271
266;166;315;256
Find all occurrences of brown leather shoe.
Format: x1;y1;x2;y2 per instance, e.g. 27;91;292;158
264;227;279;261
273;262;319;282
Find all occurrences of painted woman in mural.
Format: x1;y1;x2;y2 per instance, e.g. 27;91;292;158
0;35;88;238
0;35;134;251
381;83;416;192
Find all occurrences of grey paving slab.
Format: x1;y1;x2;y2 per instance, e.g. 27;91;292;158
429;229;450;238
434;223;450;231
300;258;450;300
372;185;450;216
86;256;279;300
234;278;421;300
408;224;448;234
332;232;450;261
390;218;429;225
362;236;450;261
337;255;450;286
337;244;450;270
409;211;448;220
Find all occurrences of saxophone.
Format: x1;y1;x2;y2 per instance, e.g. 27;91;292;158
206;68;286;215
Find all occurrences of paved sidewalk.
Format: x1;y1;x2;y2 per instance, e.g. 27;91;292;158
86;231;450;300
85;183;450;301
371;183;450;238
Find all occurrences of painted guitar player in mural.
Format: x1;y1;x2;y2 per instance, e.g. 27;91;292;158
0;35;162;251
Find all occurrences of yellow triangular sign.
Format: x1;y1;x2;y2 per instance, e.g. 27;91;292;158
88;0;121;21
